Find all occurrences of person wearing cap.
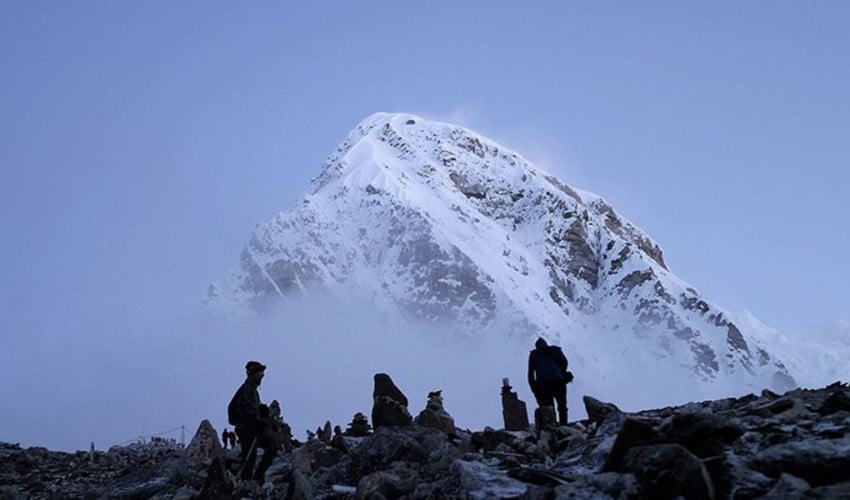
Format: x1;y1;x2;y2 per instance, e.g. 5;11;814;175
227;360;278;483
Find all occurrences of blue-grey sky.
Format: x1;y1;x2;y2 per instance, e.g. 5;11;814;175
1;2;848;448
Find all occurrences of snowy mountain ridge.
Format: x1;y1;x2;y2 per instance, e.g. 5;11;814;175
207;112;797;407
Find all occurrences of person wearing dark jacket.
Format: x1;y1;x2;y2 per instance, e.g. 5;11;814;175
528;337;572;425
228;360;278;483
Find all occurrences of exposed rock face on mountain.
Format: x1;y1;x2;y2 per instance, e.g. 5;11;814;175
3;381;849;499
207;112;793;399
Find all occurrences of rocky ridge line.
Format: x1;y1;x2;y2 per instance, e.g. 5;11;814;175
2;379;850;499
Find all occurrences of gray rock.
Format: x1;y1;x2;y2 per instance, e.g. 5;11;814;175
534;406;557;433
583;396;622;427
550;472;639;499
181;419;223;471
355;469;417;500
759;473;811;499
603;417;661;472
817;390;850;416
351;426;459;477
811;481;850;498
748;436;850;487
292;439;326;474
287;469;314;500
621;443;714;500
469;428;519;453
197;456;234;500
659;411;743;458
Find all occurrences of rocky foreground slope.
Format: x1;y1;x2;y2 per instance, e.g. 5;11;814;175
3;380;850;499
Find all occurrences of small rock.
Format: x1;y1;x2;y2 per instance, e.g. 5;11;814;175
583;396;622;427
817;391;850;416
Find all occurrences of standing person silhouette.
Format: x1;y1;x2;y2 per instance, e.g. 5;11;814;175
527;337;573;426
227;361;279;483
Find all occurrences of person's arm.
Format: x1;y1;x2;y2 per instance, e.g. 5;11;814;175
527;353;536;392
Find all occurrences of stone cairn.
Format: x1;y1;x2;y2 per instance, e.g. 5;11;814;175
345;412;372;437
501;378;530;431
371;372;412;428
413;390;456;436
268;399;293;452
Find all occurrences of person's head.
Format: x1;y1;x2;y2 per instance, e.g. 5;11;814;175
535;337;548;349
245;360;267;384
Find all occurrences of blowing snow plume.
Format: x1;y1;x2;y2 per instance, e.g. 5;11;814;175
204;112;798;423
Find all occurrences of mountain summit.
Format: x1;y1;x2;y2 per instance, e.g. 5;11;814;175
207;112;795;400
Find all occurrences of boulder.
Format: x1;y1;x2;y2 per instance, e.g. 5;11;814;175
292;439;326;474
286;469;314;500
181;420;223;471
352;426;459;477
659;412;743;458
469;428;518;453
762;473;811;499
197;456;234;500
748;437;850;486
534;406;557;433
811;481;850;498
583;396;622;427
550;473;640;499
621;443;714;500
355;469;417;500
817;390;850;416
602;417;661;472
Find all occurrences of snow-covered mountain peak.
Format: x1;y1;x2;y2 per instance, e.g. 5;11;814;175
208;113;797;407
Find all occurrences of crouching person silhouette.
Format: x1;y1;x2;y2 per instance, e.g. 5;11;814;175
228;360;279;483
528;337;573;426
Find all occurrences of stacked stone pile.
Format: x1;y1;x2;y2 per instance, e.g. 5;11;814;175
2;379;849;499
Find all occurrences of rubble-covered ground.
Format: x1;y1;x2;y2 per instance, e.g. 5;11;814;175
2;382;850;499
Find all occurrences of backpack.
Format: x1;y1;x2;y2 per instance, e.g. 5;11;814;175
549;347;574;383
549;346;568;372
227;394;239;426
